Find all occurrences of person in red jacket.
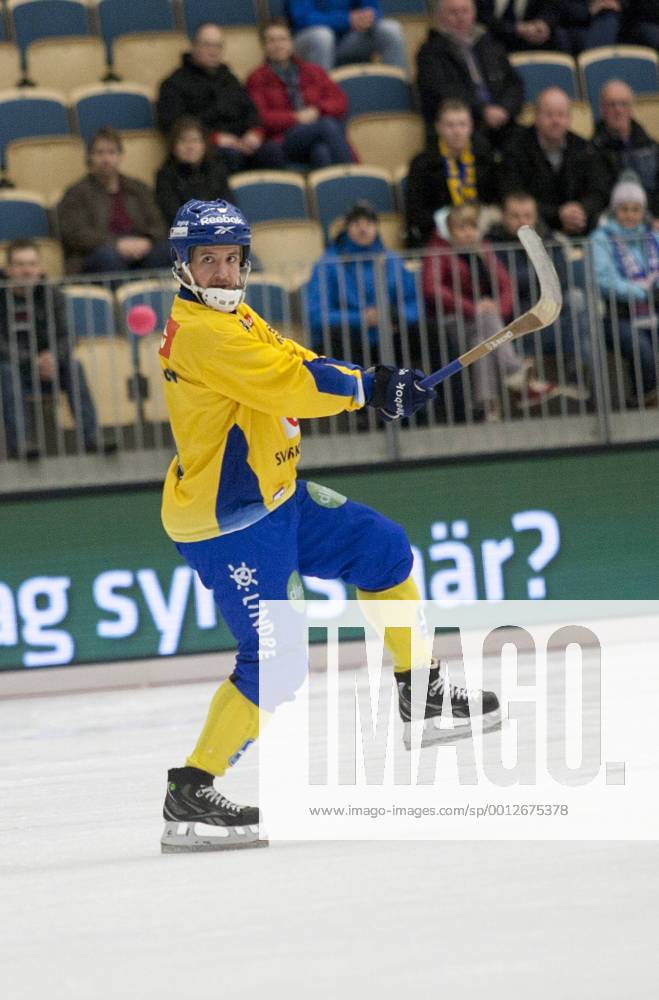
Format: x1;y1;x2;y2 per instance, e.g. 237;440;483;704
247;18;353;169
422;203;556;420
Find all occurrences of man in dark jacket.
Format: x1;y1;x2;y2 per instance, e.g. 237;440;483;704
475;0;557;51
0;240;108;459
156;22;285;174
500;87;606;235
589;80;659;224
416;0;523;148
405;97;499;247
58;127;170;274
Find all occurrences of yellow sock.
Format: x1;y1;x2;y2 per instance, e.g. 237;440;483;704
357;574;431;674
187;678;261;777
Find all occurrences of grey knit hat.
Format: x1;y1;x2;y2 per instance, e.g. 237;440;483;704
610;179;647;209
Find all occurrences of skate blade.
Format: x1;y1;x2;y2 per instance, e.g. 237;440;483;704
403;709;502;750
160;821;269;854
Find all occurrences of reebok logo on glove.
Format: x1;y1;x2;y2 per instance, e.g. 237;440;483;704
368;366;436;422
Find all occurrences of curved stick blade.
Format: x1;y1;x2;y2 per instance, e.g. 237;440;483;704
517;224;563;328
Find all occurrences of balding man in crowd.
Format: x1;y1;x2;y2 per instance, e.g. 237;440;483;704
501;87;606;236
416;0;523;147
589;80;659;225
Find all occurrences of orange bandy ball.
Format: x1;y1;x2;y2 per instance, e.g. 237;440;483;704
127;304;158;335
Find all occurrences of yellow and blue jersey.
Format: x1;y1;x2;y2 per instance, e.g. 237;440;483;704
159;291;369;543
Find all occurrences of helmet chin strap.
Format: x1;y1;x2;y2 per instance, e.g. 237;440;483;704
174;260;251;313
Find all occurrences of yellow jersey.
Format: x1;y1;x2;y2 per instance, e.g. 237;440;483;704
159;292;369;543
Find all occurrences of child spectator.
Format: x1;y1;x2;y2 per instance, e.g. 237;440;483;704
405;98;499;248
247;19;353;169
592;178;658;407
155;117;232;226
422;203;556;420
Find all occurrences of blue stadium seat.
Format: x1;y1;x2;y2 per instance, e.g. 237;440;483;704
509;52;578;103
10;0;90;67
229;171;308;224
0;90;70;168
244;277;290;325
61;285;116;339
308;165;396;239
96;0;175;62
578;46;659;117
72;85;154;145
380;0;428;13
115;279;177;338
330;66;412;117
182;0;258;35
0;191;50;240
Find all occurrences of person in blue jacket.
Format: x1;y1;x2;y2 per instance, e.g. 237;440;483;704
288;0;407;72
592;177;658;407
305;200;421;368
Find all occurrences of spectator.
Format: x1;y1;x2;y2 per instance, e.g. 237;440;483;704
422;203;556;420
589;81;659;225
156;22;285;174
592;178;658;407
405;98;500;248
288;0;407;72
305;201;419;366
486;190;592;394
416;0;523;148
554;0;623;55
622;0;659;47
475;1;557;51
500;87;605;236
0;240;113;459
247;19;353;169
155;117;232;226
58;127;170;275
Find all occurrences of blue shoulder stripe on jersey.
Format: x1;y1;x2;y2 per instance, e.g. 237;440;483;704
216;425;269;533
303;358;361;398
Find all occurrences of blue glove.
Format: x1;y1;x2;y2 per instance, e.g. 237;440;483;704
367;366;436;421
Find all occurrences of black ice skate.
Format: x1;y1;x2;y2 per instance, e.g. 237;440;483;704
161;766;268;853
397;661;501;749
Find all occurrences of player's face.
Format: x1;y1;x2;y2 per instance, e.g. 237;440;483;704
192;26;225;71
436;110;472;151
264;26;294;63
614;201;645;229
600;84;633;134
174;128;206;165
190;245;242;288
89;139;121;178
503;198;537;235
347;217;378;247
437;0;475;36
5;249;41;285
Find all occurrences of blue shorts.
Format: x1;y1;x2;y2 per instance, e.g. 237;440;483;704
176;479;413;704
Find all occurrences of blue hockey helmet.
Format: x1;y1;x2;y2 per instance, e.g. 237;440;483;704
169;198;252;312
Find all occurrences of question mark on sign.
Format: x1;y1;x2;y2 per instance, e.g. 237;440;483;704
512;510;560;599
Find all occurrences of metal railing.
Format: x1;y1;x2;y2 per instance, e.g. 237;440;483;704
1;235;657;492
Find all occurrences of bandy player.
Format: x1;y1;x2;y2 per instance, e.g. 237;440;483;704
158;199;500;852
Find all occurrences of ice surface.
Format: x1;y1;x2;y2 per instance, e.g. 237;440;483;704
1;674;657;1000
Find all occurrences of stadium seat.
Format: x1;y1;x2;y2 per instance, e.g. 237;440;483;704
181;0;259;36
223;25;263;81
230;171;308;224
251;221;325;288
0;89;69;168
112;32;187;90
72;84;155;145
118;129;167;187
70;335;138;426
578;46;659;116
0;237;64;278
346;112;425;173
509;52;578;103
25;37;106;94
8;0;90;68
308;165;396;239
135;333;169;423
380;0;430;76
115;278;177;337
327;210;405;250
0;190;50;240
380;0;428;11
329;65;412;117
392;165;408;213
244;274;292;326
0;42;21;89
633;95;659;142
517;99;594;140
5;136;86;200
95;0;176;63
61;285;116;339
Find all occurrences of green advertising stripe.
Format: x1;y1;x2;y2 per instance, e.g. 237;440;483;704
1;449;658;671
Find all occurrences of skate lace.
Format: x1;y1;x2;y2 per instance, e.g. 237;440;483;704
197;784;241;815
429;673;481;702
